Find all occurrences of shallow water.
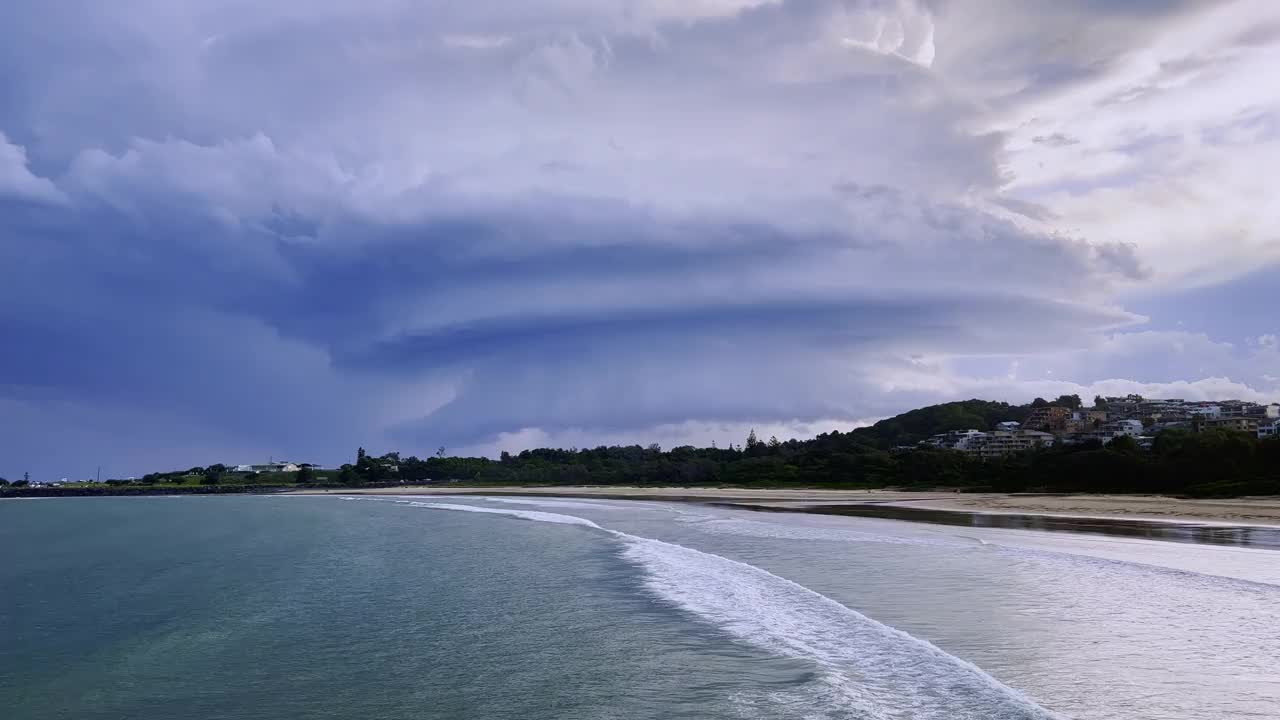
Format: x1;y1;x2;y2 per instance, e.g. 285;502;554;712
2;495;1277;719
721;500;1280;549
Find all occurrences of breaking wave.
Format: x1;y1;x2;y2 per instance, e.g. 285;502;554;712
476;496;633;511
377;496;1060;719
397;501;603;528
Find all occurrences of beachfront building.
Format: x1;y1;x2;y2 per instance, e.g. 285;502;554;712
241;462;301;473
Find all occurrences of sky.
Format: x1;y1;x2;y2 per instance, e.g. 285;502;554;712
2;0;1278;479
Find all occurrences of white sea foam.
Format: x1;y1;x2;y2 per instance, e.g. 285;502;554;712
385;497;1059;718
477;497;632;511
401;501;603;528
618;534;1061;720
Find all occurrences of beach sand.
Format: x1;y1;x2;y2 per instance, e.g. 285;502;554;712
291;486;1280;526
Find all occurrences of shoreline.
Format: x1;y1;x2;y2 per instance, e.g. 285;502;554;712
288;486;1280;527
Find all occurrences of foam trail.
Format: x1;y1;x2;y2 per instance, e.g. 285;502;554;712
478;497;632;511
618;533;1060;720
387;497;1059;719
402;501;602;528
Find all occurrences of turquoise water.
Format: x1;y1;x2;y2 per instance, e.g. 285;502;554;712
3;495;1278;719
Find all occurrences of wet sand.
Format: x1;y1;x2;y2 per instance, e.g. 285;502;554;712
716;501;1280;549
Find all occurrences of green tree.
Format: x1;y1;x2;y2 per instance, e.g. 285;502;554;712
1094;395;1108;410
296;465;315;484
1031;397;1049;408
0;477;8;486
1054;394;1083;410
339;465;362;486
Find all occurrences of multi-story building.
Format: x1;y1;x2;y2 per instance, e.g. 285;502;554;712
1078;419;1145;444
1023;406;1074;433
976;430;1055;458
1199;417;1260;434
922;429;988;451
1259;419;1280;439
1069;409;1108;433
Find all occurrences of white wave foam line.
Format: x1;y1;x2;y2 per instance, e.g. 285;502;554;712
387;498;1058;718
478;497;631;511
620;534;1061;719
401;501;603;528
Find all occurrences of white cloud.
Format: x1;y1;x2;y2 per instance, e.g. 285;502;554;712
983;0;1280;286
0;132;65;204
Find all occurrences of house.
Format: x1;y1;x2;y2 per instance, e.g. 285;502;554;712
1114;419;1144;437
995;421;1021;431
247;462;300;473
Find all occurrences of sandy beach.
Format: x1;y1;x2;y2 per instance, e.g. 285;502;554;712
291;486;1280;526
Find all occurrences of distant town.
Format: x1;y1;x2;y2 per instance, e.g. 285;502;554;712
2;462;326;489
913;395;1280;457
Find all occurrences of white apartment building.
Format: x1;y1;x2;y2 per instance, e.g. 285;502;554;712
1259;419;1280;439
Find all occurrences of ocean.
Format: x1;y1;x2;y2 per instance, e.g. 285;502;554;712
2;495;1278;719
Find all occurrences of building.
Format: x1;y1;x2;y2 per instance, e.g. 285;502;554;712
922;430;988;451
995;421;1021;431
1257;419;1280;439
976;430;1054;458
246;462;300;473
1114;419;1144;437
1199;417;1259;434
1023;406;1074;433
1078;419;1145;445
1102;395;1146;417
1188;405;1221;419
1069;409;1108;433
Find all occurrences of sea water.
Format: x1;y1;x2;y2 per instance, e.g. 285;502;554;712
2;495;1277;719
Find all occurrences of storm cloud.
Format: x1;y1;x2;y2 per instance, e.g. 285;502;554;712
1;0;1276;477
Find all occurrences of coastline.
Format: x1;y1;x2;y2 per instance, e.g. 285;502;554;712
288;486;1280;527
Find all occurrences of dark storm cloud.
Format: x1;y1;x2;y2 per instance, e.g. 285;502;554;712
1;0;1271;478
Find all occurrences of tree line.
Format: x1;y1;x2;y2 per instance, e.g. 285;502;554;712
8;398;1278;498
327;400;1279;497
